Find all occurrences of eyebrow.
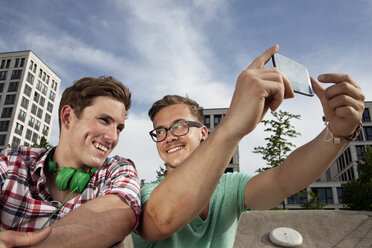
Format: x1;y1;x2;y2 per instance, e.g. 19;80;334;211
154;118;186;129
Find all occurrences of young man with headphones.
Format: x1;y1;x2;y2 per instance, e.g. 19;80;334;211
0;77;141;247
132;45;365;247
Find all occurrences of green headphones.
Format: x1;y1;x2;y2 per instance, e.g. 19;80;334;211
47;149;97;193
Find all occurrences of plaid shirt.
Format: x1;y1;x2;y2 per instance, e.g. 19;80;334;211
0;146;141;232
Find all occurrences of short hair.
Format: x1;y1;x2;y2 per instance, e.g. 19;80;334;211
58;76;131;129
148;95;204;125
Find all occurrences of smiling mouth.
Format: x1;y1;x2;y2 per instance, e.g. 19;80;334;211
93;141;109;152
166;146;183;153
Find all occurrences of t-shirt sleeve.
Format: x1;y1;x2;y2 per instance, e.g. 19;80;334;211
98;156;141;229
225;172;253;213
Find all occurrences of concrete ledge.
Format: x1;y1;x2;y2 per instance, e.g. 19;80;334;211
122;210;372;247
234;210;372;248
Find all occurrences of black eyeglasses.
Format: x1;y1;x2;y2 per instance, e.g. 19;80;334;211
149;120;202;142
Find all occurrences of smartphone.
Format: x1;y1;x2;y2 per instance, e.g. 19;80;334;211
272;53;314;96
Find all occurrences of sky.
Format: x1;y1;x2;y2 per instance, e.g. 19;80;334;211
1;0;371;182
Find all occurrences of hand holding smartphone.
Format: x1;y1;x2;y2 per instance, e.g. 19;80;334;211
272;54;314;97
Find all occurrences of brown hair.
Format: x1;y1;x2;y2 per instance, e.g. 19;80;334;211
148;95;204;124
58;76;131;128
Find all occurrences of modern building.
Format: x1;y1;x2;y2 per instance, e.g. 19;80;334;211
203;108;240;173
285;101;372;209
0;50;60;152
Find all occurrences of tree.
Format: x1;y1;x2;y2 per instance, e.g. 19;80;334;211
32;136;52;148
156;163;167;178
342;146;372;211
297;190;326;209
253;110;301;173
253;110;301;209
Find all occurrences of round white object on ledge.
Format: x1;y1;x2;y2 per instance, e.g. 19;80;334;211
269;227;303;247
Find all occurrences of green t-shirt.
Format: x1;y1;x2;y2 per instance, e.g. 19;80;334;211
132;172;253;248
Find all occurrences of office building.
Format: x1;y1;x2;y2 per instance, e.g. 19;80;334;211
0;50;60;152
203;108;240;173
285;101;372;209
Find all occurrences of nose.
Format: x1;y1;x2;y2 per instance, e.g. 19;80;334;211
104;125;119;145
164;128;178;143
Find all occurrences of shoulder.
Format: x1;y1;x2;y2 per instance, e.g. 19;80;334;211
1;146;48;165
140;177;164;203
100;155;137;175
220;172;254;184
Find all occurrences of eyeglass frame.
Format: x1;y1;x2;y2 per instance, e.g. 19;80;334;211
149;120;202;142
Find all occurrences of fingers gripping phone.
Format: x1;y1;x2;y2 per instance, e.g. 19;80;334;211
272;53;314;96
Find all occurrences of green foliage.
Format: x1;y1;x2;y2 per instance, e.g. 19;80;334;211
253;110;301;173
342;146;372;211
270;206;283;210
298;190;326;209
156;163;168;178
32;136;52;148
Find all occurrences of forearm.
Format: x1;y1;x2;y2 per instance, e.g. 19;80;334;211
34;195;136;248
246;128;346;210
141;119;240;240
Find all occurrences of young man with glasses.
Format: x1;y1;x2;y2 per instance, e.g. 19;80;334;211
132;45;365;247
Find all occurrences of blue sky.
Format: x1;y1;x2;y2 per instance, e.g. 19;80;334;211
1;0;371;181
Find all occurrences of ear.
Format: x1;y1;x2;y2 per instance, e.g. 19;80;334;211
60;105;75;130
201;125;209;141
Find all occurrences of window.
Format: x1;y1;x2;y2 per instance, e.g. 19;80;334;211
12;136;21;147
31;103;37;115
39;96;45;107
26;129;32;140
312;187;333;204
42;125;49;136
41;84;47;95
11;69;22;80
33;63;37;73
214;115;223;127
0;134;6;146
18;109;26;122
47;102;53;113
356;145;365;160
26;72;34;84
15;122;24;135
28;116;35;128
6;60;10;68
29;60;34;70
42;72;46;81
1;107;13;118
287;190;307;204
36;80;42;91
37;107;43;119
51;80;58;91
4;94;16;105
0;60;5;69
355;131;364;141
21;96;29;109
362;108;371;122
363;126;372;141
23;141;30;147
46;75;50;84
0;121;10;131
8;81;19;92
34;91;40;103
24;84;32;97
0;71;7;80
20;58;25;67
32;132;38;144
14;58;20;68
0;82;4;92
39;69;43;78
35;120;41;131
204;115;210;128
45;113;51;124
49;91;56;101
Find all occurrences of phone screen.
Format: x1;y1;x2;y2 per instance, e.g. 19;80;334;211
272;54;314;96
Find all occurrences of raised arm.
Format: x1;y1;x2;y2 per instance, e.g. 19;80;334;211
244;73;365;210
138;45;296;241
34;195;136;247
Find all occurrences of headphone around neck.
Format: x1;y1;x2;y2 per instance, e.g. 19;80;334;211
47;149;97;193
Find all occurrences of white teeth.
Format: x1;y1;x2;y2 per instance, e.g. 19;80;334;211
94;142;108;152
167;146;182;153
